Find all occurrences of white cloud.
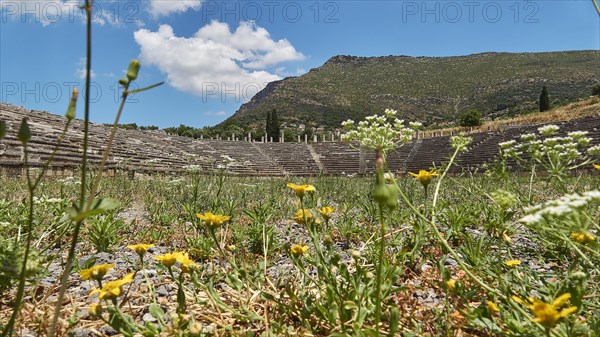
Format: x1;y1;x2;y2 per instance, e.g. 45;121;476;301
76;58;96;79
147;0;202;17
134;21;304;101
203;111;228;116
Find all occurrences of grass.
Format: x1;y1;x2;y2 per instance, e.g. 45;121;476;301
0;168;598;336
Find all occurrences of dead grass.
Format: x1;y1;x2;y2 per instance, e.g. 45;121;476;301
423;97;600;138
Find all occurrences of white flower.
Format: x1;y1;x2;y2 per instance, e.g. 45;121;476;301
384;109;397;118
341;110;418;151
568;131;589;139
538;124;560;136
520;133;536;141
498;140;516;149
409;121;423;129
588;145;600;156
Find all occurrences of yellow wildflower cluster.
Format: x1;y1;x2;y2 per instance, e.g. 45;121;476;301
294;209;313;225
570;231;596;244
90;273;135;300
409;169;438;187
127;243;154;257
287;183;316;199
155;252;197;272
318;206;334;221
513;293;577;329
196;212;231;230
290;244;308;257
504;259;521;268
80;264;114;281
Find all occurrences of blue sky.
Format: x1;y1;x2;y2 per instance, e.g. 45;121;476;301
1;0;599;128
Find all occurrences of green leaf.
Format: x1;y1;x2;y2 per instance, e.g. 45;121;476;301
148;303;164;320
387;306;400;337
142;322;158;337
125;82;164;95
69;198;119;221
226;273;244;290
17;117;31;145
0;120;6;139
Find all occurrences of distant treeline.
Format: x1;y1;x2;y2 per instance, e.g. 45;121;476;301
106;123;159;131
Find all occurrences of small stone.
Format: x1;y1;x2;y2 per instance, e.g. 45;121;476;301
143;312;158;323
156;285;169;297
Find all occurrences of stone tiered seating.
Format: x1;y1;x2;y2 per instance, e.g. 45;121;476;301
310;142;360;175
255;143;319;176
405;136;454;172
2;102;599;177
385;143;416;173
205;140;284;176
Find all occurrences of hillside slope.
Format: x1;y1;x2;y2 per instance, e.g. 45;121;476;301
218;50;600;130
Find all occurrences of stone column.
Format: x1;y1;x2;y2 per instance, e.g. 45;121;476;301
304;134;308;143
248;132;252;142
358;146;366;176
313;135;317;143
297;135;301;143
200;135;203;140
281;131;284;143
270;137;273;142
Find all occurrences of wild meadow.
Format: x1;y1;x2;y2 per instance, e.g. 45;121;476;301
1;2;599;336
1;111;600;336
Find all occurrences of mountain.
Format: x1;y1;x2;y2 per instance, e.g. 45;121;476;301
217;50;600;130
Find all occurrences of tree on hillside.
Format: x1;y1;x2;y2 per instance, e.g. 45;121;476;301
265;110;272;139
539;86;550;112
270;109;280;142
459;108;482;127
592;83;600;97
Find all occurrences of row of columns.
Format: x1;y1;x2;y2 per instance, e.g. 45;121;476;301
194;126;491;143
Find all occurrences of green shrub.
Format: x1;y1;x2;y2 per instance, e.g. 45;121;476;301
459;108;482;127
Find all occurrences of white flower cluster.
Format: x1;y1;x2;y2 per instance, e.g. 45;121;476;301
184;165;202;172
33;196;64;204
341;109;421;152
58;177;81;186
499;125;597;167
450;134;473;152
520;190;600;225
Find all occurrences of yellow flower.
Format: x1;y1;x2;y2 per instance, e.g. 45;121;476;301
486;301;500;313
593;164;600;171
446;278;457;291
504;259;521;268
80;264;114;281
512;293;578;329
155;252;183;268
287;183;316;198
570;231;596;244
408;169;439;187
196;212;231;230
127;243;154;256
294;209;313;224
177;252;197;274
90;273;134;300
290;244;308;257
318;206;334;220
88;303;103;317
